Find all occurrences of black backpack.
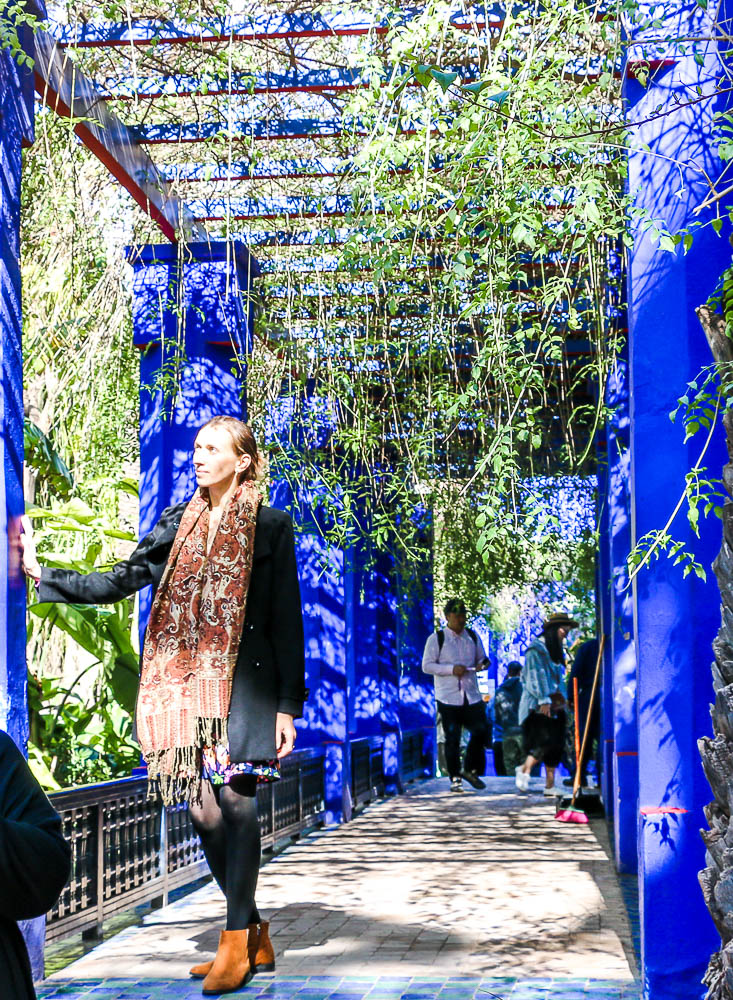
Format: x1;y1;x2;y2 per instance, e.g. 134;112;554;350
436;627;479;655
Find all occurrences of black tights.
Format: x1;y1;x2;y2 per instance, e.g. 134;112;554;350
188;776;262;931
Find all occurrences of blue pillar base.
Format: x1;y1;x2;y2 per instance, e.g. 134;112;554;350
639;812;713;1000
324;743;352;824
614;753;638;873
383;730;402;795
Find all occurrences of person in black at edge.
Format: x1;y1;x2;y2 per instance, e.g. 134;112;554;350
568;637;601;787
0;729;71;1000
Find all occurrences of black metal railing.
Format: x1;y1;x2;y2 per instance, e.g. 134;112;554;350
46;745;326;942
402;727;431;782
350;735;385;805
46;729;433;944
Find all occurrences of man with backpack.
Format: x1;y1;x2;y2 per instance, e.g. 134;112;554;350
422;597;490;793
493;661;524;775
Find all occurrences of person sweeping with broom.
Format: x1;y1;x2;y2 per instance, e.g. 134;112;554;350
557;636;606;825
20;416;307;996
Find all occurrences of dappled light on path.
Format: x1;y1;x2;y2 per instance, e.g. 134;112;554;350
41;778;637;990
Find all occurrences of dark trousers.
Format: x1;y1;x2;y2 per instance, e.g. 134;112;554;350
437;699;490;779
492;740;506;776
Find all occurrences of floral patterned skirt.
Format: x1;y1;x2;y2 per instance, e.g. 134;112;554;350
202;743;280;786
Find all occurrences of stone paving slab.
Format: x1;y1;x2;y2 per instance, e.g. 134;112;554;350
39;777;639;998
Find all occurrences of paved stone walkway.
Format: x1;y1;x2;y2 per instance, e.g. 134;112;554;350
38;777;640;999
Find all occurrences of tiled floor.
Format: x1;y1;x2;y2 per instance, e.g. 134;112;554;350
37;974;641;999
38;777;641;1000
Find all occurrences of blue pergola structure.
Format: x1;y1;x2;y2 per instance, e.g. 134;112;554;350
2;2;733;996
7;4;444;830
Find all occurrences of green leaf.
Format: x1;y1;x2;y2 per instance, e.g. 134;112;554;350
463;79;492;96
713;217;724;235
429;68;459;93
413;64;435;88
659;234;677;252
488;90;509;106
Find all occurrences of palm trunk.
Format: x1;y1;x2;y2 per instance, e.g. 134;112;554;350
696;304;733;999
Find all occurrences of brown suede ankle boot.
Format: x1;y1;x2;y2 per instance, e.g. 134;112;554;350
202;929;252;995
247;920;276;973
189;957;213;979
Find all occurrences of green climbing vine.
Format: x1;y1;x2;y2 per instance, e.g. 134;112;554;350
16;0;733;782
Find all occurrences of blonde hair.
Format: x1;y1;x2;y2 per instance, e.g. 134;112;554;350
200;416;259;482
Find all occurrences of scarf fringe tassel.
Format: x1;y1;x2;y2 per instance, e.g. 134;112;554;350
145;716;229;806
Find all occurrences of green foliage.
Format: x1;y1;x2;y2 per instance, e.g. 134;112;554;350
19;106;144;787
25;491;140;788
625;373;726;586
230;0;626;613
24;420;74;499
28;668;139;790
21;112;140;488
0;3;39;68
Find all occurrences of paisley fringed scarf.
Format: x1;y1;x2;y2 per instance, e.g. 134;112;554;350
136;481;261;804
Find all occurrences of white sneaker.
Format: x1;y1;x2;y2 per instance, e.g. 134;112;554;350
515;766;530;792
543;785;564;797
450;777;464;794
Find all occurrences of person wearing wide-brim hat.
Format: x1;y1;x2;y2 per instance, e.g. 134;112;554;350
515;612;579;796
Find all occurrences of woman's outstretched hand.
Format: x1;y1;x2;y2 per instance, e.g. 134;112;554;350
275;712;296;759
19;515;41;582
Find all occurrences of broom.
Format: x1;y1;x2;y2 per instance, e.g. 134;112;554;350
556;635;606;824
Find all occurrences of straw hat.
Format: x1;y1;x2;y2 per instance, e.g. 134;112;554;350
542;612;579;631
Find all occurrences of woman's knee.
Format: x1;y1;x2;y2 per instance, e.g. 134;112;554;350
188;797;222;836
219;780;258;825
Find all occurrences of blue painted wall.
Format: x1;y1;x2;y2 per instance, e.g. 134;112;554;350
597;444;615;818
624;8;730;993
266;414;435;815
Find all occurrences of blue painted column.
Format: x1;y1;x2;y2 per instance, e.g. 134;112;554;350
597;446;615;816
0;2;49;981
268;468;350;822
625;6;729;993
375;552;403;793
126;240;259;633
607;349;638;874
0;3;41;748
397;521;436;776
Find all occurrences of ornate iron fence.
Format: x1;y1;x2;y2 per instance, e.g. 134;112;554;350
402;727;432;783
46;730;433;944
46;745;326;942
350;736;385;805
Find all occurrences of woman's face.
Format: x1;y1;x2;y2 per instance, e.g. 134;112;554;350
193;425;250;489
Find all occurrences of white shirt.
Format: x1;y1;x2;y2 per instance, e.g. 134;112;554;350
422;626;487;706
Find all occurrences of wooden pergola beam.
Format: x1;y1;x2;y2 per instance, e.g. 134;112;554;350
33;28;204;243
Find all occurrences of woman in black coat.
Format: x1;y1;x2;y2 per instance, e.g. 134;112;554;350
21;416;306;995
0;729;71;1000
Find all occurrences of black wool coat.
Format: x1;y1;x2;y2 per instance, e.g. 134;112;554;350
0;731;71;1000
39;504;307;762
